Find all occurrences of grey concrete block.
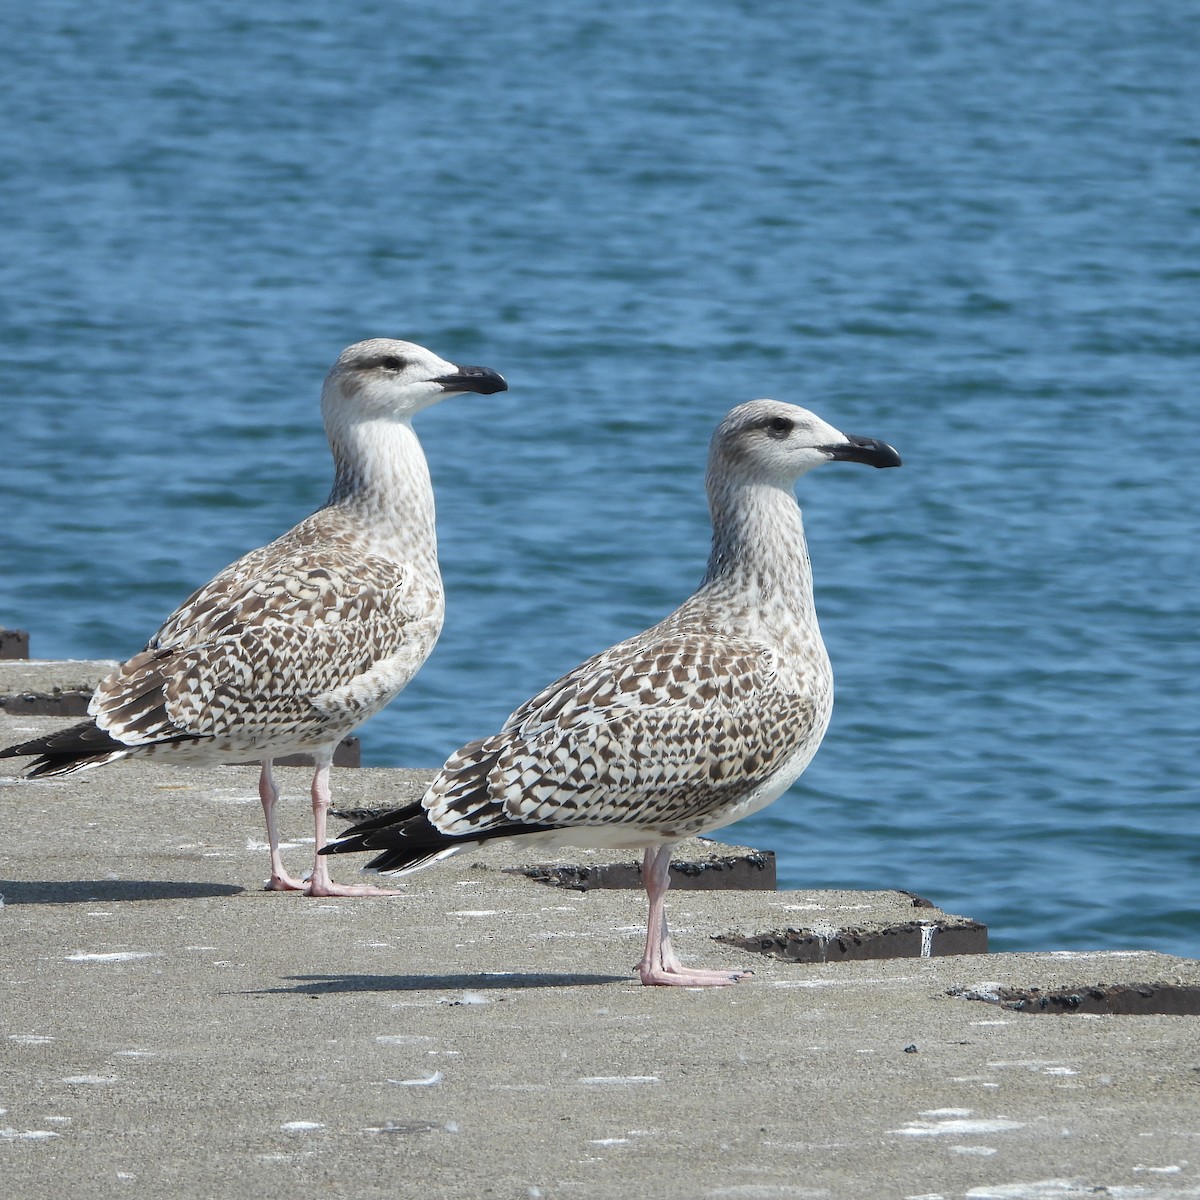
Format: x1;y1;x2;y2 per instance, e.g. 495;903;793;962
0;627;30;658
2;750;1199;1200
475;838;777;892
509;848;777;892
952;980;1200;1015
0;658;119;716
717;913;988;961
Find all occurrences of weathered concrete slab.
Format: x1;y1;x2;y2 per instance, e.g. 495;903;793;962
497;842;777;892
0;627;30;659
0;658;119;716
1;751;1198;1200
952;980;1200;1016
715;891;988;960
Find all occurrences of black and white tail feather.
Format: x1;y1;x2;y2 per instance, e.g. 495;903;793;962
1;722;140;777
321;801;469;875
321;763;559;878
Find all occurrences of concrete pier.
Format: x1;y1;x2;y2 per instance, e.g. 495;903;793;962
1;663;1198;1199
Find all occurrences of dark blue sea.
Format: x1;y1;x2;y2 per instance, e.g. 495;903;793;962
1;0;1196;954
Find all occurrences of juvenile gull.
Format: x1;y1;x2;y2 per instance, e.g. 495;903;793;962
322;400;900;983
1;339;507;897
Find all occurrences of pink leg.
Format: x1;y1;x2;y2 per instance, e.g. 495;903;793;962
304;755;400;898
634;845;751;987
259;759;308;892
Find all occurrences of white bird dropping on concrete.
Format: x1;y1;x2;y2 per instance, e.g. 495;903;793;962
322;400;900;983
0;339;508;897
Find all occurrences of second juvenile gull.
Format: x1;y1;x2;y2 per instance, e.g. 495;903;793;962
322;400;900;983
0;338;507;897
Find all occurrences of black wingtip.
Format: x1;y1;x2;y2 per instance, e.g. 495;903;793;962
0;721;127;777
320;801;427;856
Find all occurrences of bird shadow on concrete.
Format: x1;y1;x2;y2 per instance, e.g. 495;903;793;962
255;971;629;996
0;878;245;904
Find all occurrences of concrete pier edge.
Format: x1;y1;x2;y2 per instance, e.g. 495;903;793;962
1;657;1198;1198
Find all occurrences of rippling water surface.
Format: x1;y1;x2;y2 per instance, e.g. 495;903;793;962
2;0;1196;953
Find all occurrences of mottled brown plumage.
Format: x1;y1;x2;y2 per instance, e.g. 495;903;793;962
323;400;900;981
1;338;507;896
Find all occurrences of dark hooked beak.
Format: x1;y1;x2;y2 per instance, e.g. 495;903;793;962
819;433;902;469
433;365;508;395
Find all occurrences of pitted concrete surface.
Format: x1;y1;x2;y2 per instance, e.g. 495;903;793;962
2;714;1199;1199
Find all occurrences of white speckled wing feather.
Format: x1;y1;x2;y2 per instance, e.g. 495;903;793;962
425;619;827;841
90;515;440;755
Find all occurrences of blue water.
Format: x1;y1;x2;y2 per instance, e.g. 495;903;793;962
1;0;1196;954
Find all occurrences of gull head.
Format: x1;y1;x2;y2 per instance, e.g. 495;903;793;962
709;399;901;489
322;338;507;425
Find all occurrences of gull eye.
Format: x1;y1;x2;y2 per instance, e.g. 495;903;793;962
766;416;793;438
377;355;408;371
